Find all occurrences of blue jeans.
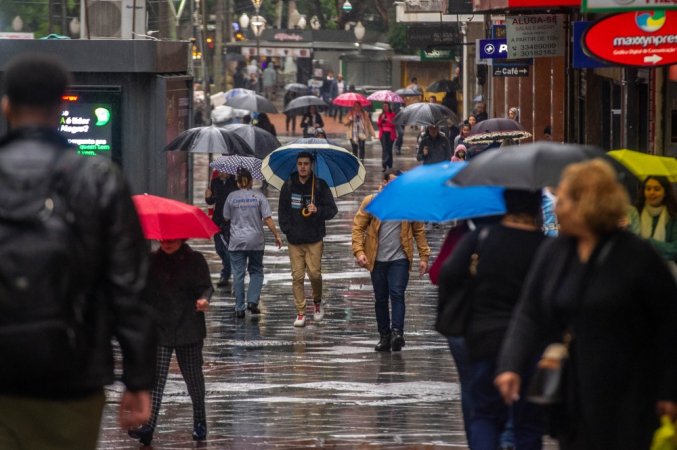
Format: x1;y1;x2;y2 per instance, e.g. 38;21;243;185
447;336;473;444
229;250;264;312
468;357;543;450
214;232;231;279
370;259;409;333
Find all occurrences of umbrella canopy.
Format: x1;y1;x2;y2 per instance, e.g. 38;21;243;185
452;142;606;190
393;102;458;127
285;83;309;94
608;149;677;182
164;125;254;155
366;161;506;222
464;118;532;144
210;155;264;181
332;92;371;107
220;123;280;159
211;105;249;125
395;88;422;97
224;88;255;100
426;79;458;93
226;93;278;113
367;90;405;104
261;138;366;197
284;95;328;115
132;194;219;240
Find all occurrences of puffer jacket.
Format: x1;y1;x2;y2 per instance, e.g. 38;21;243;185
351;194;431;272
0;126;156;398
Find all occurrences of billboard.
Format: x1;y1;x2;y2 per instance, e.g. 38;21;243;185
59;86;121;163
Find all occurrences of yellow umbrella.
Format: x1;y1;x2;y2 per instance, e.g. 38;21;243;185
608;149;677;182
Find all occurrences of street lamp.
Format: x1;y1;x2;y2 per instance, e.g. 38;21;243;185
250;15;266;61
11;16;23;32
342;0;353;13
354;21;365;52
297;15;307;30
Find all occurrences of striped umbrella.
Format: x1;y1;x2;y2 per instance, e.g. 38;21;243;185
367;90;405;104
209;155;265;181
332;92;370;107
261;138;366;197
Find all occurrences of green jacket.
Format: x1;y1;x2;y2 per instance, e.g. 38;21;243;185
629;206;677;262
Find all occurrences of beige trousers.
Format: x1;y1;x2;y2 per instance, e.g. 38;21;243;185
288;241;323;314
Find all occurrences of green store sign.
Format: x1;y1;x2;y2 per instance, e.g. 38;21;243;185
420;49;455;61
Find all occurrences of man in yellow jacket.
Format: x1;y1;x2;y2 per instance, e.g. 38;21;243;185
352;169;431;352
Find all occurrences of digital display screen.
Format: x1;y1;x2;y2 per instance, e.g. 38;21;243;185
59;87;121;162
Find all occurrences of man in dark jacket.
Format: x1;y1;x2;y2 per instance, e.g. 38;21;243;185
0;55;156;449
278;152;338;327
417;125;451;165
205;171;239;287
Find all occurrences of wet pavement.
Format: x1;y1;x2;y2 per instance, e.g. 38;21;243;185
97;122;550;449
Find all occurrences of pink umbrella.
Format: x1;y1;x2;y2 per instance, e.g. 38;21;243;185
332;92;371;107
367;90;405;104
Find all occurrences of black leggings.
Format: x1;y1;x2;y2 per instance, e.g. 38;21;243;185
351;139;366;160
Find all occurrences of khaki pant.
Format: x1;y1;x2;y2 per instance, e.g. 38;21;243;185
0;389;105;450
288;241;323;314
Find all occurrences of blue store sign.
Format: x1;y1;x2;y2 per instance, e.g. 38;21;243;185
572;21;610;69
478;39;509;59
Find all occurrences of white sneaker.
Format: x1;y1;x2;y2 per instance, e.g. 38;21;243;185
313;303;324;321
293;314;306;327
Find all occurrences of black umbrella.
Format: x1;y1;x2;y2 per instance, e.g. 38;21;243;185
451;142;607;190
426;79;458;92
393;102;458;127
395;88;422;97
285;83;309;94
221;123;280;159
464;118;532;145
284;95;328;115
225;93;278;113
164;126;254;155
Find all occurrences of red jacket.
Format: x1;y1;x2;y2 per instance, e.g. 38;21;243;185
377;111;397;140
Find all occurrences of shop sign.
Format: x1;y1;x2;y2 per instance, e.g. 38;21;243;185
404;0;448;13
583;10;677;67
420;49;455;60
448;0;472;13
572;21;610;68
472;0;579;11
272;32;305;41
407;25;459;48
492;65;529;76
506;14;565;58
478;38;509;59
582;0;676;13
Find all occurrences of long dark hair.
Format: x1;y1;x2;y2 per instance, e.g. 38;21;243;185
635;176;677;218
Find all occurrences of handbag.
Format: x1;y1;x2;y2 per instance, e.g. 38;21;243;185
435;228;489;337
358;132;367;141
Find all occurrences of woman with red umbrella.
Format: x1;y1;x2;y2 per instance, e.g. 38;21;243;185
343;102;374;162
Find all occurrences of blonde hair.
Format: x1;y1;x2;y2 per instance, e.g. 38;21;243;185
560;159;629;234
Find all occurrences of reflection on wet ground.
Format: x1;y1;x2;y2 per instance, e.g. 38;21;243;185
98;134;545;449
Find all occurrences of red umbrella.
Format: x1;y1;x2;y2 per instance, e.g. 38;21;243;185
332;92;371;107
132;194;219;240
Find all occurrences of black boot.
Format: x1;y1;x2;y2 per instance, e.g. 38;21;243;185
391;329;405;352
374;331;392;352
128;424;153;446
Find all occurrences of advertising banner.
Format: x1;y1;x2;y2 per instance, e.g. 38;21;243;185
506;14;565;58
582;0;677;13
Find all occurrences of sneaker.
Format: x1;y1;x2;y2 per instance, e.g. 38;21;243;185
293;314;306;327
313;303;324;321
192;421;207;441
128;425;153;446
217;277;229;287
235;310;245;319
247;303;261;315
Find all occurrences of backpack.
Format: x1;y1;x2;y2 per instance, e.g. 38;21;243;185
0;147;89;384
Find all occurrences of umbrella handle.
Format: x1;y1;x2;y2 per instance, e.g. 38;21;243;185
301;174;315;217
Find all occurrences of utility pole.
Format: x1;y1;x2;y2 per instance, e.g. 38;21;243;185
214;0;225;91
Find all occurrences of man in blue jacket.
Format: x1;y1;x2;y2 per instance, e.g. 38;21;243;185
278;152;338;327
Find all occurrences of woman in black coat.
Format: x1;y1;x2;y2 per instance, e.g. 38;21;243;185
128;239;214;446
301;105;324;138
496;160;677;450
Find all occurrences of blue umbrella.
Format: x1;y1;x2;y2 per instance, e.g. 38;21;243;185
261;138;366;198
365;161;506;222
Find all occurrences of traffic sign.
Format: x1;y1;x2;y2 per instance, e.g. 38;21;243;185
478;39;509;59
582;0;677;13
583;10;677;67
492;65;529;77
506;14;565;59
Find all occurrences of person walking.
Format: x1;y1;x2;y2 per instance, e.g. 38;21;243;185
334;74;346;122
352;169;430;351
278;152;338;327
439;190;547;450
262;64;277;100
344;102;374;161
417;125;451;165
301;105;324;138
495;160;677;450
0;55;156;450
128;239;213;446
377;103;397;172
284;90;298;135
205;171;239;287
451;144;467;162
223;167;282;318
255;112;277;137
454;123;471;149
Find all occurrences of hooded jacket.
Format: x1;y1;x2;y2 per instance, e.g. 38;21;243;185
278;172;338;245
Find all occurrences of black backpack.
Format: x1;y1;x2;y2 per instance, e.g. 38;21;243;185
0;147;89;384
